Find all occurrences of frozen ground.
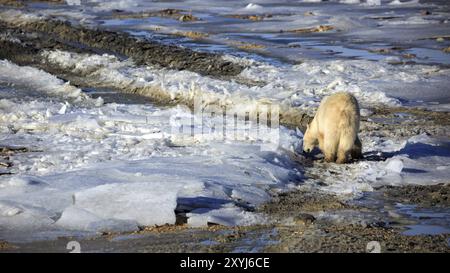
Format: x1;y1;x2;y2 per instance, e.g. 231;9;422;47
0;0;449;246
13;0;450;105
35;1;450;66
0;60;304;241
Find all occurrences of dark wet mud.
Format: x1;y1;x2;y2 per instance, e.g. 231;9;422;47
109;8;200;22
364;107;450;137
1;17;243;78
381;183;450;208
1;184;448;253
259;189;350;217
267;223;449;253
0;0;64;8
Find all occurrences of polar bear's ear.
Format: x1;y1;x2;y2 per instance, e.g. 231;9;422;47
306;123;310;130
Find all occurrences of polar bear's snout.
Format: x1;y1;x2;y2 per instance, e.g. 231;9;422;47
303;145;313;153
302;124;318;154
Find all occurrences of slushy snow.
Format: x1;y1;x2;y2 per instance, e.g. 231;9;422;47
0;59;305;241
1;55;449;241
40;48;450;119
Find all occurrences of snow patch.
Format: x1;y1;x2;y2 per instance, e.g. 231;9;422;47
0;10;42;25
244;3;263;11
388;0;420;6
0;60;103;105
41;49;405;124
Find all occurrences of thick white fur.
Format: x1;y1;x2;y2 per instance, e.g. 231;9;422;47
303;92;362;164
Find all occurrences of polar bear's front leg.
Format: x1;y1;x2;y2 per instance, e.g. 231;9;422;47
318;132;324;152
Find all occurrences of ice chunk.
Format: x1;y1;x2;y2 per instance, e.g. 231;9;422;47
385;158;404;173
340;0;360;4
72;182;179;226
0;176;47;188
0;204;55;231
360;108;373;117
407;133;436;145
244;3;263;10
0;60;99;104
58;103;68;115
66;0;81;5
0;201;23;216
187;205;265;227
365;0;380;5
56;206;139;232
389;0;419;5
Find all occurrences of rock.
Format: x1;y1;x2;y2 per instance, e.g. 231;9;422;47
402;53;416;59
293;213;316;226
179;14;196;22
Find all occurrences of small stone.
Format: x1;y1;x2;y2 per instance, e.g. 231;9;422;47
402;53;416;59
293;213;316;226
179;14;196;22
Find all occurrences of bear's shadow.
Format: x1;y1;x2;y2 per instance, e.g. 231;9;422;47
302;141;450;163
363;141;450;162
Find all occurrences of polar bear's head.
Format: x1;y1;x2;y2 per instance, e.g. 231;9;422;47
303;123;317;153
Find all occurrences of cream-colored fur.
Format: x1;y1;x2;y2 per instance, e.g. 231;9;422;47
303;92;362;164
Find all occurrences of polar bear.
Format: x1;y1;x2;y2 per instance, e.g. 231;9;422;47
303;92;362;164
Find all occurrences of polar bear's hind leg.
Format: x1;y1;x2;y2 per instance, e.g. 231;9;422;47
336;130;355;164
323;136;338;163
351;136;363;159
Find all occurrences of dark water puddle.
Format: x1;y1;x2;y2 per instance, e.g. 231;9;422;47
98;13;450;66
101;17;176;28
406;47;450;66
123;29;285;66
395;203;450;236
350;191;450;237
368;113;413;125
300;41;387;61
403;224;450;236
82;87;154;105
231;228;278;253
